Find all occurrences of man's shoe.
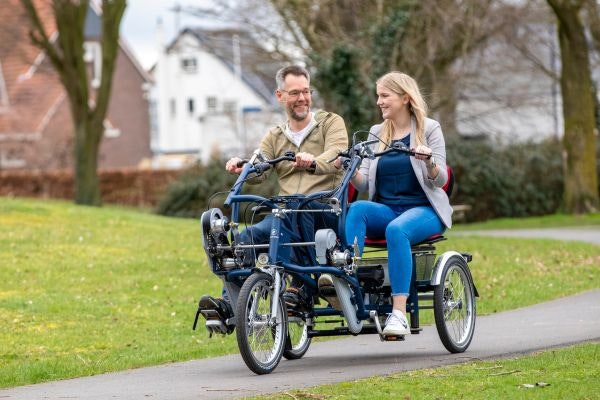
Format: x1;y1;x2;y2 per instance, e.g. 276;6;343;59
283;287;310;314
196;295;234;335
382;310;410;336
318;274;341;310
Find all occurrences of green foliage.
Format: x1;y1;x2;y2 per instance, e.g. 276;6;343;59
312;46;379;135
369;4;411;79
446;136;569;221
311;6;411;136
155;158;279;219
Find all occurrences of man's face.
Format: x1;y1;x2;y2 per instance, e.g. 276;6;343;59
277;74;312;122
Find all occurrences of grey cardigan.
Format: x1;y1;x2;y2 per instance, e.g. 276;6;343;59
353;117;453;228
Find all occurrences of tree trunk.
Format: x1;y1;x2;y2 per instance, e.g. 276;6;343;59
549;0;599;213
74;120;101;206
21;0;126;206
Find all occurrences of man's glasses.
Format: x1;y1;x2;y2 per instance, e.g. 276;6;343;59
280;89;314;98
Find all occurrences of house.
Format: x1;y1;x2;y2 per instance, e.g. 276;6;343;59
0;0;152;171
150;27;286;166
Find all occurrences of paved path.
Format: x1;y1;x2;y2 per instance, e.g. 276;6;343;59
450;226;600;245
2;289;599;400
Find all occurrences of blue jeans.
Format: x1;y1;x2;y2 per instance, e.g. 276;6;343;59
345;201;444;296
220;200;338;299
239;200;338;262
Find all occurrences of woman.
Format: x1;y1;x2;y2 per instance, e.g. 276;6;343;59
333;71;452;336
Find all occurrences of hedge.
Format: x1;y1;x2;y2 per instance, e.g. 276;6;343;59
0;168;180;207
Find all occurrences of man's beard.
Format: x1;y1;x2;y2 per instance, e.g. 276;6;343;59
288;103;310;121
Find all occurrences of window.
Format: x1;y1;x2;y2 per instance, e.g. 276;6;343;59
0;60;9;108
223;100;237;115
0;149;26;169
181;57;197;73
170;98;176;117
83;42;102;88
187;98;195;114
103;119;121;138
206;97;217;114
149;100;159;146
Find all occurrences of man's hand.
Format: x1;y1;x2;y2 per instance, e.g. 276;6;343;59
225;157;244;174
294;152;315;169
332;156;343;170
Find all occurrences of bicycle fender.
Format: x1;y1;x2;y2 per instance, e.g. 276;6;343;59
431;251;467;286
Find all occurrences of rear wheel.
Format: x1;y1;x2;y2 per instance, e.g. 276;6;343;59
236;272;287;374
283;314;311;360
433;255;476;353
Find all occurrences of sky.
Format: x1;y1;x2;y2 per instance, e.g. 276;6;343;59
121;0;216;70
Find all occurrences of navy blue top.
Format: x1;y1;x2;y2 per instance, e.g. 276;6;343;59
375;136;429;207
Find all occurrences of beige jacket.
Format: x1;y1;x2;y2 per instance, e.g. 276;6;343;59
249;110;348;195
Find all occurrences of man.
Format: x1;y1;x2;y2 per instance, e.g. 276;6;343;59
198;65;348;331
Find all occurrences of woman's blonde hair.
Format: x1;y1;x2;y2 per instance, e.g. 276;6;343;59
376;72;428;150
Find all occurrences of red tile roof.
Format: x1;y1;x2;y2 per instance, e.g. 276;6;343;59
0;0;65;136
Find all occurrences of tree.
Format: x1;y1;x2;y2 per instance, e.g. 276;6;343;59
183;1;513;135
21;0;126;205
546;0;599;213
267;0;517;135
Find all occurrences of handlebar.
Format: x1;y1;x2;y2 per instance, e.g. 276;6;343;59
225;151;297;207
328;138;431;164
254;151;297;173
373;142;431;159
235;151;297;169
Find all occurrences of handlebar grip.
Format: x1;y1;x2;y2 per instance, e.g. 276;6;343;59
236;160;248;167
254;162;272;173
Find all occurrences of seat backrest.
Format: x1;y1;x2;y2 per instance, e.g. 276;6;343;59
442;165;455;197
348;182;359;203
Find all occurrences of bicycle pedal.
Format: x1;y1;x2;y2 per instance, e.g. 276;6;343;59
206;319;228;333
200;309;222;320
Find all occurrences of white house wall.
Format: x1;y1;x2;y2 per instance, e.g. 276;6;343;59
152;32;282;163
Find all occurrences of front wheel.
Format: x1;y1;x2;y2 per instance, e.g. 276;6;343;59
433;255;476;353
236;272;287;374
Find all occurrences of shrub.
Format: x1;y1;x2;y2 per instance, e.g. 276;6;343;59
155;139;600;222
155;158;279;219
446;136;564;221
0;168;179;207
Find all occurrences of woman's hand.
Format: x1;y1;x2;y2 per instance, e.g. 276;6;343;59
414;145;433;167
414;144;438;179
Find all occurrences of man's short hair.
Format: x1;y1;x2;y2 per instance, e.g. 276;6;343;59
275;65;310;90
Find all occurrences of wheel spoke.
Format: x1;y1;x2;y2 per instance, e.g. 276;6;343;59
442;265;473;345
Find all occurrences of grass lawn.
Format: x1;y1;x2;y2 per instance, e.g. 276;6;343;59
1;197;598;388
453;212;600;230
257;341;600;400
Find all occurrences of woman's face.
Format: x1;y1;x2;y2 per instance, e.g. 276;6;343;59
376;84;409;121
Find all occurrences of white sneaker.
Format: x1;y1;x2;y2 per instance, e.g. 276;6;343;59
382;310;410;336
